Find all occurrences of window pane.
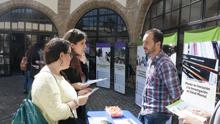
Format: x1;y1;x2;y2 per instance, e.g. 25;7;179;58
204;21;217;28
26;22;32;30
12;22;17;30
18;22;24;30
99;9;107;15
205;0;218;18
39;24;45;31
0;22;4;29
151;16;163;29
144;14;150;30
157;1;163;16
219;5;220;15
32;23;38;30
165;0;171;12
164;13;171;29
190;2;201;21
45;24;52;32
172;0;179;10
218;20;220;26
152;5;157;18
182;0;190;6
171;10;179;27
181;6;190;24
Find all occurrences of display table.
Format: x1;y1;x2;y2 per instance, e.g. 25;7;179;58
87;110;142;124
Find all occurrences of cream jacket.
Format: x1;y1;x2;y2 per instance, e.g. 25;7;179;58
32;66;78;124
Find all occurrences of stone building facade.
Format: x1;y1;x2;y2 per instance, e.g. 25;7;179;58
0;0;153;90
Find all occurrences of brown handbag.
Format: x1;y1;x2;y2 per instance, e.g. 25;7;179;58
20;56;28;71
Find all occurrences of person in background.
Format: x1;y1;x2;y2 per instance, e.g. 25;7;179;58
61;29;91;124
22;48;31;94
31;38;90;124
26;41;47;92
138;28;182;124
180;100;220;124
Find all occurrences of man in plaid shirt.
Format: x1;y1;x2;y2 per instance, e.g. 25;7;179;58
138;28;182;124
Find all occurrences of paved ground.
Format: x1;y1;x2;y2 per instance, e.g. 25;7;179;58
0;74;140;124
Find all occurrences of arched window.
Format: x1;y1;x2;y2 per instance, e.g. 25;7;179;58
76;8;128;43
0;8;58;75
75;8;129;80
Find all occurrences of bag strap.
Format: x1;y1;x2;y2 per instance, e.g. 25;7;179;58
27;90;32;99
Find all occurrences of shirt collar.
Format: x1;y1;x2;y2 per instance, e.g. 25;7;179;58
149;50;165;65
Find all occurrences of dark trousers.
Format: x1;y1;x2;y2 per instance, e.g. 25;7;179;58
138;112;171;124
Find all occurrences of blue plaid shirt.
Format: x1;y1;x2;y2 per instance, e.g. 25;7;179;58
140;51;182;115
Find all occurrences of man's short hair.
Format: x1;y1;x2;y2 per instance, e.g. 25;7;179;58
145;28;163;46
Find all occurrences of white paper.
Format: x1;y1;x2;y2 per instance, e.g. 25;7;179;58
88;117;109;124
113;118;137;124
166;100;208;122
85;78;108;85
85;87;99;97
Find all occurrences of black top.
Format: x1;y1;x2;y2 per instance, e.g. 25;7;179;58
60;61;88;124
62;61;88;83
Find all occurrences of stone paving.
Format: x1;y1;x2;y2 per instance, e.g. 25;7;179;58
0;75;140;124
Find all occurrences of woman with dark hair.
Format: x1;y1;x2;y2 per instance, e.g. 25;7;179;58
31;38;89;124
61;29;91;124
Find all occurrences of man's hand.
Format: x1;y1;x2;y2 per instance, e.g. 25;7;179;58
179;109;210;124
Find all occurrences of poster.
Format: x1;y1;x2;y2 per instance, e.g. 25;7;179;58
135;38;147;107
96;43;111;88
163;32;177;65
114;41;126;94
181;27;220;113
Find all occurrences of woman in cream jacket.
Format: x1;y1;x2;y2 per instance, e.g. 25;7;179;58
31;38;89;124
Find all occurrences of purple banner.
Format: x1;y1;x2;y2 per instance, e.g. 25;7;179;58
96;43;111;47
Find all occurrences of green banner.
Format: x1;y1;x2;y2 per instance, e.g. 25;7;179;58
184;26;220;43
163;32;177;45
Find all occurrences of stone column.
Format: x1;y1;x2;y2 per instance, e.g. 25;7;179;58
57;0;71;36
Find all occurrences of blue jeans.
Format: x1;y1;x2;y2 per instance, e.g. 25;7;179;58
26;70;33;92
24;71;29;92
138;112;171;124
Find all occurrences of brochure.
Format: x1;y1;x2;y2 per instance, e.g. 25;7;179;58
88;117;109;124
113;118;137;124
85;78;108;85
85;87;99;97
166;99;208;123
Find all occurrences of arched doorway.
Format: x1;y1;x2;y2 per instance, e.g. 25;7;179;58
75;8;129;91
0;8;58;75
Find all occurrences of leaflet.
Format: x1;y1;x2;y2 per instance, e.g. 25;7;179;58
113;118;137;124
85;87;99;97
85;78;108;85
166;99;208;123
88;117;109;124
